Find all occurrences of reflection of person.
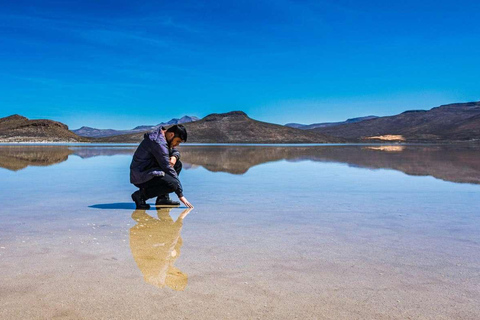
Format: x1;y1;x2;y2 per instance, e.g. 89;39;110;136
130;125;194;209
129;208;192;291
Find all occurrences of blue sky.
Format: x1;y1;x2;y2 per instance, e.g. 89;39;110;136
1;0;479;129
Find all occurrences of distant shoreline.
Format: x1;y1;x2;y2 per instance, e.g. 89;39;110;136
1;141;479;147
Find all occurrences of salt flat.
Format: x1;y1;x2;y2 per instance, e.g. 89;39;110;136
0;144;479;319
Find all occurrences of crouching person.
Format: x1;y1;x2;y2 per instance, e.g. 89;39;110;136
129;124;194;209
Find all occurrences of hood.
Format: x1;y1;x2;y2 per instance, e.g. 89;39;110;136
146;126;166;144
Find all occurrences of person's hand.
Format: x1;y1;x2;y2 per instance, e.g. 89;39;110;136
179;196;194;208
169;156;177;167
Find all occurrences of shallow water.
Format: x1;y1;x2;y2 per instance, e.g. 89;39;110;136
0;144;479;319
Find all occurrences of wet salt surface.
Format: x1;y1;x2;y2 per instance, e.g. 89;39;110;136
0;144;479;319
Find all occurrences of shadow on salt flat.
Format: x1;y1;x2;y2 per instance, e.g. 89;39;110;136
89;203;192;210
89;203;137;210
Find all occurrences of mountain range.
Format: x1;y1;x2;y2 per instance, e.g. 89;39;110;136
311;101;480;142
285;116;378;130
1;101;480;143
96;111;344;143
72;115;199;138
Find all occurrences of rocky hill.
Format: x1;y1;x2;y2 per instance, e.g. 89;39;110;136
0;115;88;142
97;111;345;143
312;101;480;142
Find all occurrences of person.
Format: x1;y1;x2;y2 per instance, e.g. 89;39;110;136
130;124;194;209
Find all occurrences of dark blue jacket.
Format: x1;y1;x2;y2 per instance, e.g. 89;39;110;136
130;128;183;197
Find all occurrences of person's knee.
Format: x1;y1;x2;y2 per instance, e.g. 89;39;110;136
162;175;180;192
165;187;176;194
170;180;180;192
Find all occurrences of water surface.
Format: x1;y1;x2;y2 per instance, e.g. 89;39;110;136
0;144;479;319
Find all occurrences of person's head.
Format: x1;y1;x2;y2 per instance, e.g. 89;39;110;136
165;124;187;148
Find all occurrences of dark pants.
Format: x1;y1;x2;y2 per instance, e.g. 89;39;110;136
134;161;182;200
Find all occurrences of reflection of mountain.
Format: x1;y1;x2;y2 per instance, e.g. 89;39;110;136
70;147;135;158
315;145;480;185
0;146;73;171
178;145;480;184
0;146;137;171
129;209;190;291
1;145;480;185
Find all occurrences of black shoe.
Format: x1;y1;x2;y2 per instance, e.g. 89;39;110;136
132;190;150;210
155;194;180;207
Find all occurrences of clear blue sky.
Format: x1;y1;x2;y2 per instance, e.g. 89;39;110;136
1;0;479;129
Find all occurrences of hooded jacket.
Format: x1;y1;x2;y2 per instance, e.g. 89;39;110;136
130;127;183;197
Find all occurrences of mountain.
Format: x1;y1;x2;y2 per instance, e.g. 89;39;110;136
96;111;345;143
73;115;199;138
71;126;129;138
285;116;378;130
5;101;480;143
132;115;200;131
0;114;87;142
312;101;480;142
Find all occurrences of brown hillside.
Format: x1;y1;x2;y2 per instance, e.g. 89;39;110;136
312;101;480;142
0;114;88;142
97;111;345;143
